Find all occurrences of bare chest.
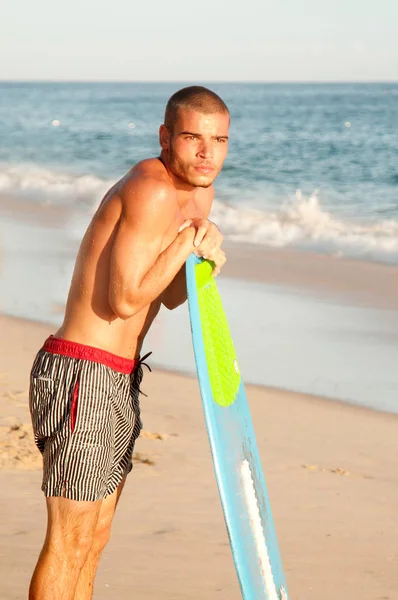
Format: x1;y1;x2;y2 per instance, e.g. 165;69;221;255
161;198;210;251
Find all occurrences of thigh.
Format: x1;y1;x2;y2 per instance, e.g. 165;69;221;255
95;475;127;534
43;476;126;555
45;496;103;546
87;478;127;555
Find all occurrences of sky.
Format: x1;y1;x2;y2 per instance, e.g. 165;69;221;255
0;0;397;81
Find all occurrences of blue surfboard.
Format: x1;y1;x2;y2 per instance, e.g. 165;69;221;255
186;254;289;600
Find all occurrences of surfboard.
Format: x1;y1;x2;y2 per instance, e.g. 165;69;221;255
186;254;289;600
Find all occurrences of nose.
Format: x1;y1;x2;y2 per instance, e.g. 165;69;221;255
198;140;213;159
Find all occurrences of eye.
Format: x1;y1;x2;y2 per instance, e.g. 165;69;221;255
186;135;199;141
216;137;227;143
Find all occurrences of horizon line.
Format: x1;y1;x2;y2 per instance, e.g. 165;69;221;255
0;78;398;85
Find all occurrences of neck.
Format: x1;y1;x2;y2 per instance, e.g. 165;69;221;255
159;151;198;208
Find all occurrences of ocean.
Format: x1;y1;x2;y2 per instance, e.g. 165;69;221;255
1;81;398;263
0;82;397;413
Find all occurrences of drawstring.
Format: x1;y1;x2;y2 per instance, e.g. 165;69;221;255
137;351;152;372
136;351;152;396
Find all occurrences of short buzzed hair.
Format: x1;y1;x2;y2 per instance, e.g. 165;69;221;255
164;86;229;131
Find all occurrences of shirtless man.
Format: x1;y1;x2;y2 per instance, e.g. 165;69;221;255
28;86;229;599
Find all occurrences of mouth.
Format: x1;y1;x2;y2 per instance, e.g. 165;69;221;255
194;165;214;174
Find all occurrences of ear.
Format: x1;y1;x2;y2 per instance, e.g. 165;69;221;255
159;124;170;150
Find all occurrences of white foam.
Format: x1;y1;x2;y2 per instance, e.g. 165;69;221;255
2;162;398;264
0;163;111;206
211;190;398;263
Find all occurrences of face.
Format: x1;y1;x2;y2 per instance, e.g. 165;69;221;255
159;108;230;188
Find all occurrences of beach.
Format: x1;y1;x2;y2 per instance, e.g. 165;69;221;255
1;311;398;599
1;81;398;599
1;190;398;414
1;189;398;599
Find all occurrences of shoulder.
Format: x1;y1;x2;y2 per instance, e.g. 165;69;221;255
120;159;177;216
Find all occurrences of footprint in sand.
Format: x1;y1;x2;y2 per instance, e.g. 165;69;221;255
0;423;41;470
1;389;27;401
134;430;176;466
0;426;173;470
133;452;156;466
302;464;351;476
140;430;169;441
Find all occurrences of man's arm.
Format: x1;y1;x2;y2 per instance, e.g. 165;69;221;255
161;218;226;310
108;177;196;320
161;265;187;310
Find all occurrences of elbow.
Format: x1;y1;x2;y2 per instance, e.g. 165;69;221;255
109;293;140;321
114;306;138;321
162;300;174;311
162;291;187;311
163;298;186;311
112;303;138;321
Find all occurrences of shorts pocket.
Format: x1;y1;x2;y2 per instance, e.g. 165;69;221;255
29;376;63;439
70;380;79;433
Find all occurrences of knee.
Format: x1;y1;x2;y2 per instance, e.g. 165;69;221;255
48;529;95;570
92;517;112;554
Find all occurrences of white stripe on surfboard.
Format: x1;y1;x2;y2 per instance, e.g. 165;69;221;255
241;459;287;600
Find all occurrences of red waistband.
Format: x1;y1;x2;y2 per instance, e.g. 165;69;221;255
42;336;139;374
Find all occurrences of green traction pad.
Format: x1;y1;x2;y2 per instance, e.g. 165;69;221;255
195;260;241;407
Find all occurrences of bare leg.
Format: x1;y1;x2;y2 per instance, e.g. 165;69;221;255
74;477;127;600
29;497;102;600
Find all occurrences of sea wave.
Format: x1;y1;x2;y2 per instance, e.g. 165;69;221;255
1;163;397;264
211;191;398;264
0;163;112;205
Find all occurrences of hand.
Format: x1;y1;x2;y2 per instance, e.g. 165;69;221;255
181;218;226;276
205;247;227;277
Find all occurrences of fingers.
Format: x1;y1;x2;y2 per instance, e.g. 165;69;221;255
194;224;208;247
194;237;224;260
194;224;223;255
212;249;227;276
194;249;226;276
190;219;225;275
178;219;193;233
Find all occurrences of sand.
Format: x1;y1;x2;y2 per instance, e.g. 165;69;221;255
0;313;397;600
222;241;398;310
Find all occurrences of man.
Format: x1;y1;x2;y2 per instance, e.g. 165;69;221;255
28;85;229;599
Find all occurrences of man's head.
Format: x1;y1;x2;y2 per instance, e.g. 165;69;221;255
159;86;230;189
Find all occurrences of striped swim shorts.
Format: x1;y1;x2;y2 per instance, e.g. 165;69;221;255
29;336;150;502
